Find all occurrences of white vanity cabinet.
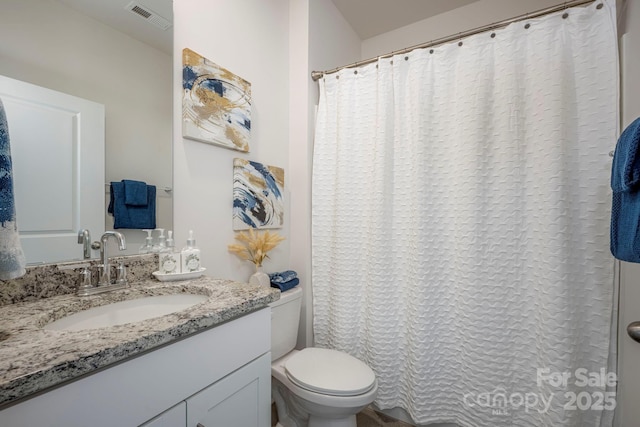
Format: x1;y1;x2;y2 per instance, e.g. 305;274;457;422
185;353;270;427
140;353;270;427
0;308;271;427
140;402;186;427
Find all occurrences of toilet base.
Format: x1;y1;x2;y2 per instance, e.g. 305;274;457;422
308;414;356;427
271;350;377;427
272;375;369;427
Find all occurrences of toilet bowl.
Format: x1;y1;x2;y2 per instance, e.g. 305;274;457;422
270;287;377;427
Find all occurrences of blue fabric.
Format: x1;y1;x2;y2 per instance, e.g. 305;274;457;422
108;181;156;229
611;117;640;262
612;118;640;192
0;98;26;280
270;277;299;292
269;270;297;284
123;179;148;206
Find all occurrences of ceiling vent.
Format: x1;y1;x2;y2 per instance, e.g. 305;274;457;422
124;2;172;30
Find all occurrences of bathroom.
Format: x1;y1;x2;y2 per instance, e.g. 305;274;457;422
0;0;639;426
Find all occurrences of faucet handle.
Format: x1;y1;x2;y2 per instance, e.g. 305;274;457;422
116;261;128;286
81;267;92;285
77;267;95;295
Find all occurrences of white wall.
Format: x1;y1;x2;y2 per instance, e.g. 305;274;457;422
0;0;173;257
289;0;313;348
361;0;560;59
173;0;290;281
289;0;361;347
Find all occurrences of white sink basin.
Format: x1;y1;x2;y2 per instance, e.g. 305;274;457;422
44;294;208;331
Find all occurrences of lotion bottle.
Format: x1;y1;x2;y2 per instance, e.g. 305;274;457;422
159;231;180;274
181;230;201;273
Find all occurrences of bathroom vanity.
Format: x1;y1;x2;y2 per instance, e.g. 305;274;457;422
0;256;279;427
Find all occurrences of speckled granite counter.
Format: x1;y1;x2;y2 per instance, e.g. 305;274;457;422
0;276;279;408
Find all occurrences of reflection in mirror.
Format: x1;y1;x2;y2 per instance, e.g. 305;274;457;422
0;0;173;264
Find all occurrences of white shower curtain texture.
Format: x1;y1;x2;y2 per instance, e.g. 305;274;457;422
312;2;618;426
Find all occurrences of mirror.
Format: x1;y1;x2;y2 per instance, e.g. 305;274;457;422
0;0;173;264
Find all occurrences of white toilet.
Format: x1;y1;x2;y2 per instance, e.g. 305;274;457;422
270;286;377;427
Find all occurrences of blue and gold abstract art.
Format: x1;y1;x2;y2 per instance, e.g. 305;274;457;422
233;158;284;230
183;48;251;152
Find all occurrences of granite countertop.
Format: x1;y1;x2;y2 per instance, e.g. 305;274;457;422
0;277;279;408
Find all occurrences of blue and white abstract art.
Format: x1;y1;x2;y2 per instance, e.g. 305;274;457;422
183;48;251;152
233;158;284;230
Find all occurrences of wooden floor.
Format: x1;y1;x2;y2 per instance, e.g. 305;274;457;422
356;407;415;427
272;404;415;427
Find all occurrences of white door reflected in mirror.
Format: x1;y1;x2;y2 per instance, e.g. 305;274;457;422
0;75;105;264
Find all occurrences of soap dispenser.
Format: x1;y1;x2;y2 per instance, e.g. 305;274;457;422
139;229;153;254
151;228;166;253
159;231;180;274
181;230;201;273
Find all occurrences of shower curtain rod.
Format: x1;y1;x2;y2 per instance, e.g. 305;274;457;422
311;0;596;81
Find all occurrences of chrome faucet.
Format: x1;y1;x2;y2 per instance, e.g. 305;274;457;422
77;229;91;259
98;231;127;286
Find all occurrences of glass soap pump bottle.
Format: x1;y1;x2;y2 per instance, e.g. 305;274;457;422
139;229;153;254
151;228;166;253
159;230;180;274
181;230;201;273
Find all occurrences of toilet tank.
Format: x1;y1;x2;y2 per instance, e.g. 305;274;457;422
269;286;302;361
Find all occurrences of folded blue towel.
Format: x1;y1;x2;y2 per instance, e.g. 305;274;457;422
611;117;640;262
123;179;148;206
271;277;299;292
0;98;26;280
108;181;156;229
269;270;297;284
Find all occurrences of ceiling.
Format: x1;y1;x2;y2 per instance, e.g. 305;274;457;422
331;0;481;39
56;0;173;54
55;0;482;54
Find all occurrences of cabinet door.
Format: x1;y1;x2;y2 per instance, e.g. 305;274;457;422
186;353;271;427
139;402;186;427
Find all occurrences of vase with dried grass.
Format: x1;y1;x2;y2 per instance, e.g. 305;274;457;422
228;228;285;286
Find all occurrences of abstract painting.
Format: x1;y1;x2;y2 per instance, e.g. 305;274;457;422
182;48;251;152
233;158;284;230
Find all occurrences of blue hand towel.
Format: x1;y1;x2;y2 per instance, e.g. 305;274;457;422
123;179;148;206
271;277;299;292
269;270;297;284
0;99;26;280
611;117;640;262
108;181;156;229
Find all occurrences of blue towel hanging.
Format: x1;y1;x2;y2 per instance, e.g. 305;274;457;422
611;117;640;262
108;180;156;229
123;179;148;206
0;98;26;280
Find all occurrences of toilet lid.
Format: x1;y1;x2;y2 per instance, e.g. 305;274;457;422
284;348;376;396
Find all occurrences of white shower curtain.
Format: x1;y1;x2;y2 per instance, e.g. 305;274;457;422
312;2;618;426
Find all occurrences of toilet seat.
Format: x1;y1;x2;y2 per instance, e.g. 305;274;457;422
284;348;376;397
